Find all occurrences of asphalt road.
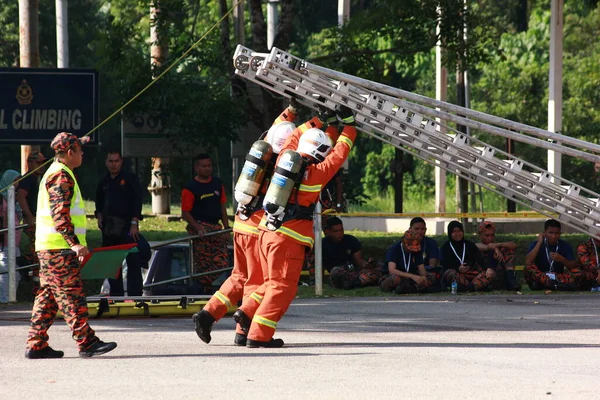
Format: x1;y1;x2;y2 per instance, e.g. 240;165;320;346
2;293;600;400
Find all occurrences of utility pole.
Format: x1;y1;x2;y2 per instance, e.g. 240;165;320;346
455;1;469;230
149;2;171;215
19;0;41;174
547;0;563;182
435;6;447;214
337;0;350;26
56;0;68;68
267;0;279;50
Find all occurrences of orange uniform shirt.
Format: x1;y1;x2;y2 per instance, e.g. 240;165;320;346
233;108;298;237
258;118;357;248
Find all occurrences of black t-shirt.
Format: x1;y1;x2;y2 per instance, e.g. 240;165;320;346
322;234;361;272
95;171;143;221
385;241;424;275
440;239;485;272
17;173;39;216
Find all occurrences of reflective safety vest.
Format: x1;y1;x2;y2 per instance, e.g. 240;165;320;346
35;161;87;251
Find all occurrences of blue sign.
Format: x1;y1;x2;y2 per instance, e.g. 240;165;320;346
0;68;98;144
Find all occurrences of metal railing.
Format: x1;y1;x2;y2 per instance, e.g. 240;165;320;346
142;228;233;292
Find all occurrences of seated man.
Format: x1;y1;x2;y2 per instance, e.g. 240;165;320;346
524;219;581;291
309;217;375;290
379;229;440;294
441;221;491;292
475;220;520;291
575;236;600;290
408;217;440;273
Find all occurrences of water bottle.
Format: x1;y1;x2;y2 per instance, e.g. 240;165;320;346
451;281;458;294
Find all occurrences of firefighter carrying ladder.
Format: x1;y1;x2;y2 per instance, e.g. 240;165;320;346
233;44;600;239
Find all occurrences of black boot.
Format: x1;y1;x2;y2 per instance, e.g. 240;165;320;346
192;310;215;344
504;270;521;291
79;340;118;358
25;346;64;359
232;309;251;334
247;338;284;348
234;333;247;346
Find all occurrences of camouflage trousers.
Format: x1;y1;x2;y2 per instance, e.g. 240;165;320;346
187;222;230;289
379;272;440;293
442;269;491;292
26;250;99;351
579;265;599;290
524;264;582;290
329;263;382;290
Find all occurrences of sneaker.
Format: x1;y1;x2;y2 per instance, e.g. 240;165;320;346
234;333;247;346
79;341;117;358
232;310;251;334
25;346;64;359
246;338;284;348
192;310;215;344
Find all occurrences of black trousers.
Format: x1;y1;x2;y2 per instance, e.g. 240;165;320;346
102;225;143;296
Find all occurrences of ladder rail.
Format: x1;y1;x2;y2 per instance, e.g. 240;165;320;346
306;61;600;157
234;44;600;163
263;52;600;207
233;45;600;238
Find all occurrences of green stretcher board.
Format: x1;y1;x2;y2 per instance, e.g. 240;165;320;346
80;243;138;280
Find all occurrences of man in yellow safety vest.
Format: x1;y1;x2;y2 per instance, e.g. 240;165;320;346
25;132;117;359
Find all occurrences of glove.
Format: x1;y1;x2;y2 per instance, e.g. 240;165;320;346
337;105;355;125
318;106;337;125
288;97;299;114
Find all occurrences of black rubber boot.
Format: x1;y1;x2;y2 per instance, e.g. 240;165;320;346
232;309;251;334
192;310;215;344
246;338;284;348
234;333;247;346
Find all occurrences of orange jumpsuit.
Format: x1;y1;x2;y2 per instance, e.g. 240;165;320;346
202;109;297;334
239;119;356;343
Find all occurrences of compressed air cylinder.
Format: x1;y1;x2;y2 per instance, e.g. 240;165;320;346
263;150;304;222
234;140;273;206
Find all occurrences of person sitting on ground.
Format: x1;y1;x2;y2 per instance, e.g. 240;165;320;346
440;220;491;292
576;236;600;290
524;219;581;291
311;217;375;290
408;217;440;274
379;228;440;294
475;220;521;291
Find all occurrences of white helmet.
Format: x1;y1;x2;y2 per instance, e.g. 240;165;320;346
296;128;333;162
265;122;296;154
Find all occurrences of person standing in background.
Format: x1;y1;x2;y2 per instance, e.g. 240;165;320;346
95;151;143;296
17;151;47;294
181;154;230;294
0;170;23;303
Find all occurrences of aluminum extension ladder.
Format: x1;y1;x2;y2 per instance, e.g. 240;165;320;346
232;45;600;239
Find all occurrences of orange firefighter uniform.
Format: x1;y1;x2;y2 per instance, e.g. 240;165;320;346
202;108;298;333
239;119;356;343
